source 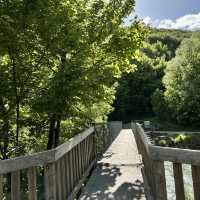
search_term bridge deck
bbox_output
[79,129,146,200]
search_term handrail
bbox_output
[150,145,200,165]
[135,123,200,165]
[0,127,94,174]
[0,121,122,200]
[133,122,200,200]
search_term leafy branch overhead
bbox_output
[0,0,146,156]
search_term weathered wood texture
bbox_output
[133,123,155,198]
[0,125,102,200]
[153,161,167,200]
[0,127,94,174]
[45,132,98,200]
[45,163,57,200]
[28,167,37,200]
[173,163,185,200]
[0,175,3,200]
[192,165,200,200]
[133,122,200,200]
[11,170,20,200]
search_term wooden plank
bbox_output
[136,123,151,153]
[82,139,86,172]
[69,150,74,190]
[77,144,82,179]
[65,153,70,196]
[80,141,84,175]
[0,127,94,174]
[44,163,56,200]
[67,159,96,200]
[173,163,185,200]
[85,137,89,167]
[92,133,97,161]
[28,167,37,200]
[0,175,3,200]
[151,145,200,165]
[61,156,67,199]
[75,146,80,182]
[0,150,56,174]
[11,170,20,200]
[55,127,94,160]
[56,160,63,200]
[89,135,94,162]
[87,136,91,164]
[192,165,200,200]
[154,161,167,200]
[73,147,78,184]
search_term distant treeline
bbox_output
[109,29,200,126]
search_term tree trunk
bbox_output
[54,117,61,148]
[11,55,20,146]
[47,115,56,150]
[0,98,10,160]
[16,98,20,146]
[47,114,61,149]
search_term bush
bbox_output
[163,34,200,125]
[151,89,170,120]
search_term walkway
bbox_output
[79,129,146,200]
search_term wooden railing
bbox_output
[0,122,122,200]
[0,127,96,200]
[133,122,200,200]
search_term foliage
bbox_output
[151,132,200,150]
[0,0,146,158]
[149,29,192,60]
[151,89,169,120]
[109,31,170,121]
[164,34,200,125]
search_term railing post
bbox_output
[11,170,20,200]
[56,160,63,200]
[153,161,167,200]
[28,167,37,200]
[0,175,3,200]
[192,165,200,200]
[45,163,57,200]
[173,163,185,200]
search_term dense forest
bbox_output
[109,29,200,127]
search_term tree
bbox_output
[0,0,48,157]
[109,42,166,121]
[0,0,147,156]
[164,34,200,125]
[31,0,147,149]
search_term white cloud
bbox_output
[143,13,200,31]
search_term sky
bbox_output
[126,0,200,31]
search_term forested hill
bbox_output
[109,28,200,125]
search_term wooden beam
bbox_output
[154,161,167,200]
[0,128,94,174]
[11,170,20,200]
[45,163,56,200]
[192,165,200,200]
[173,163,185,200]
[0,175,3,200]
[151,146,200,165]
[28,167,37,200]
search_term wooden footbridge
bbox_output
[1,121,200,199]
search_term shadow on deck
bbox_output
[79,129,146,200]
[80,164,145,199]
